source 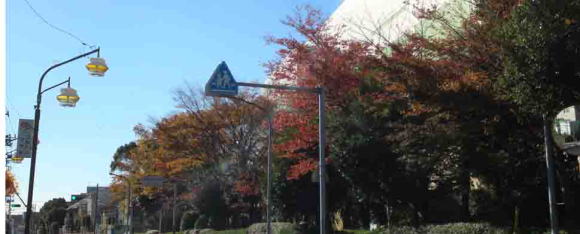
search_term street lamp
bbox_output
[140,175,187,234]
[110,173,132,234]
[24,48,108,234]
[226,96,274,234]
[86,57,109,77]
[56,78,80,107]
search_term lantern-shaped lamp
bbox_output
[56,87,80,107]
[11,157,23,164]
[86,57,108,77]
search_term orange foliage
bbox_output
[6,170,17,196]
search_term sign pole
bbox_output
[318,88,326,234]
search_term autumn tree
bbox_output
[109,86,273,228]
[6,170,18,196]
[265,0,575,228]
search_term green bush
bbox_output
[181,211,198,231]
[198,229,215,234]
[346,224,576,234]
[421,223,508,234]
[50,222,60,234]
[210,229,246,234]
[247,222,298,234]
[195,215,210,230]
[381,226,420,234]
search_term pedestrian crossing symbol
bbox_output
[205,61,238,97]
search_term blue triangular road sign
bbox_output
[205,61,238,97]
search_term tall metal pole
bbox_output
[227,96,274,234]
[158,206,163,232]
[318,88,326,234]
[130,197,134,234]
[266,114,273,234]
[543,115,559,234]
[24,48,101,234]
[95,184,99,234]
[24,108,41,234]
[126,181,132,234]
[172,183,177,234]
[8,198,13,234]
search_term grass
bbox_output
[210,229,247,234]
[342,230,382,234]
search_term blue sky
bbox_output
[6,0,341,212]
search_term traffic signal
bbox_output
[71,194,85,201]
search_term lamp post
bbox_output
[166,178,187,234]
[543,115,559,234]
[234,83,326,234]
[24,48,108,234]
[226,96,274,234]
[143,176,186,234]
[110,173,132,234]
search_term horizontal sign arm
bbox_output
[237,82,320,94]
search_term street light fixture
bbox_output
[56,80,80,107]
[24,48,108,234]
[86,57,109,77]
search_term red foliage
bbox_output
[233,173,260,196]
[267,7,381,179]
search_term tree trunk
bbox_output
[460,170,471,221]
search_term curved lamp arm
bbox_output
[36,48,100,106]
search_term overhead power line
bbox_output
[21,0,92,47]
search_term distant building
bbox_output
[7,214,24,234]
[554,106,580,137]
[65,186,117,233]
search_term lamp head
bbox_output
[86,57,108,77]
[56,87,80,107]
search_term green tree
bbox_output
[498,0,580,114]
[39,198,68,229]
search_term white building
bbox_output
[266,0,470,89]
[326,0,469,43]
[554,106,580,136]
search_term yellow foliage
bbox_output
[332,210,344,231]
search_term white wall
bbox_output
[326,0,449,43]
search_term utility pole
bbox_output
[8,197,13,234]
[94,184,99,234]
[158,207,163,233]
[127,181,132,234]
[172,183,177,234]
[543,115,559,234]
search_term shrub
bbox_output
[145,230,160,234]
[50,222,60,234]
[381,226,420,234]
[421,223,508,234]
[332,210,344,231]
[210,229,246,234]
[181,211,198,231]
[195,215,210,230]
[247,222,298,234]
[198,228,215,233]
